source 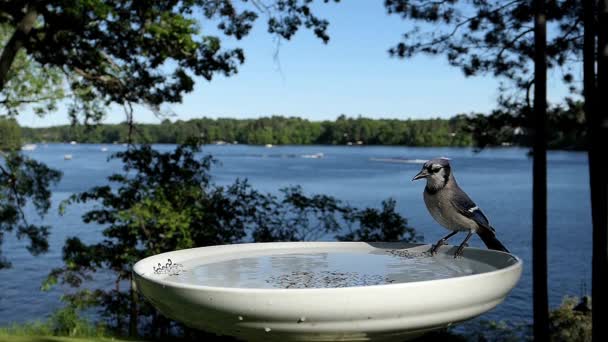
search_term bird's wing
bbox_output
[449,189,494,232]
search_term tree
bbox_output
[19,115,482,147]
[1,111,62,270]
[385,0,582,99]
[0,0,340,269]
[531,1,549,339]
[337,198,419,242]
[45,141,418,337]
[0,21,66,268]
[583,0,608,341]
[382,1,584,339]
[0,151,62,268]
[452,100,587,150]
[0,23,64,117]
[0,1,340,125]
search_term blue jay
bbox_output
[412,158,509,257]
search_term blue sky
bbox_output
[17,1,573,127]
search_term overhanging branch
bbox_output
[0,3,38,90]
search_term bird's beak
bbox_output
[412,169,429,181]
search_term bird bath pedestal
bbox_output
[133,242,521,341]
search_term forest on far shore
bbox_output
[2,100,586,150]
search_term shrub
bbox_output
[549,296,591,342]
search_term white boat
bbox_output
[70,141,77,145]
[265,144,273,148]
[302,152,324,159]
[64,154,72,160]
[101,147,108,152]
[21,144,37,151]
[370,158,427,164]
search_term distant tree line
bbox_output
[20,115,471,146]
[463,100,587,151]
[19,104,586,149]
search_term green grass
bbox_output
[0,336,142,342]
[0,307,140,342]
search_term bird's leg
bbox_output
[454,231,474,258]
[430,231,458,255]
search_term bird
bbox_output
[412,158,509,258]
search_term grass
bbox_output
[0,336,142,342]
[0,307,142,342]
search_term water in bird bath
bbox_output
[169,249,497,289]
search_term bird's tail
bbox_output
[477,226,510,253]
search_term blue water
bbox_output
[0,144,592,327]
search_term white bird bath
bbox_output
[133,242,522,341]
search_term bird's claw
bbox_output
[429,239,446,255]
[454,247,466,258]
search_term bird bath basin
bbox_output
[133,242,521,341]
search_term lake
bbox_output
[0,144,592,328]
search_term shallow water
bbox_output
[172,250,496,289]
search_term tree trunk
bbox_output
[115,279,122,333]
[590,1,608,341]
[0,3,38,90]
[129,274,138,337]
[533,0,549,340]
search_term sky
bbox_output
[16,1,574,128]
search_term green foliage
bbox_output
[463,101,587,150]
[0,116,21,151]
[383,1,588,152]
[421,296,592,342]
[385,0,582,92]
[338,199,421,242]
[0,337,133,342]
[22,115,473,147]
[0,321,53,337]
[546,101,587,150]
[0,24,65,118]
[48,307,106,338]
[20,109,587,150]
[249,185,351,242]
[46,142,417,337]
[548,296,592,342]
[460,111,528,150]
[1,1,338,124]
[0,306,106,339]
[0,152,62,268]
